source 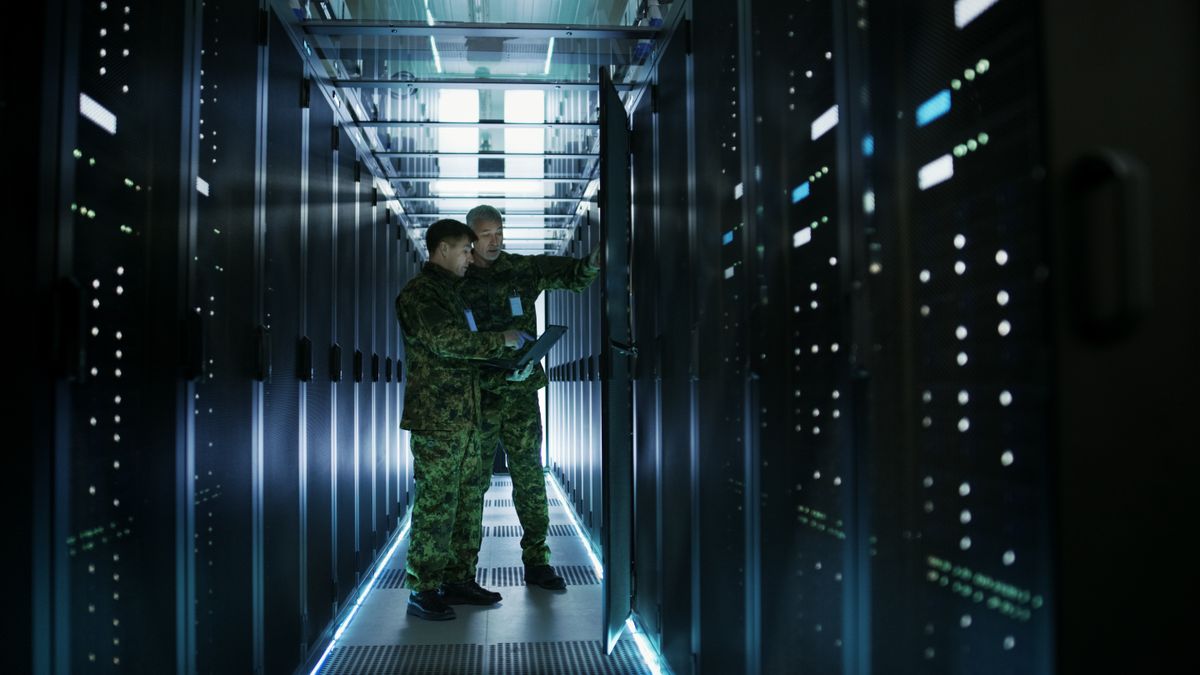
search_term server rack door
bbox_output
[48,1,194,670]
[333,143,358,605]
[261,14,305,673]
[1042,2,1199,671]
[599,66,635,653]
[654,27,698,673]
[629,90,661,644]
[193,0,259,669]
[373,207,389,545]
[691,0,749,671]
[592,218,606,541]
[303,96,336,650]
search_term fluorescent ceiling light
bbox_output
[430,179,547,197]
[430,36,443,73]
[543,37,556,75]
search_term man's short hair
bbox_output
[466,204,504,229]
[425,218,477,254]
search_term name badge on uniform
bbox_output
[464,309,478,332]
[509,295,524,317]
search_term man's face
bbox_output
[471,219,504,264]
[435,236,474,277]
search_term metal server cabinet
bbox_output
[303,77,336,656]
[745,0,862,672]
[689,1,751,672]
[33,0,198,671]
[654,24,699,674]
[333,139,359,607]
[260,12,306,673]
[863,1,1057,672]
[193,0,260,670]
[356,188,377,572]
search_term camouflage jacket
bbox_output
[396,262,511,431]
[460,250,599,392]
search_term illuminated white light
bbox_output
[734,183,743,199]
[93,279,101,289]
[999,390,1013,406]
[828,257,838,266]
[961,614,973,628]
[1004,636,1016,650]
[1003,550,1016,566]
[958,391,969,405]
[959,481,971,496]
[955,0,1001,29]
[307,517,413,675]
[547,475,604,579]
[810,104,839,140]
[92,327,100,336]
[958,418,970,432]
[956,325,968,340]
[960,536,972,550]
[794,227,813,247]
[543,36,555,75]
[996,290,1010,306]
[918,153,954,190]
[922,391,932,403]
[90,367,99,377]
[1001,450,1014,466]
[955,261,966,275]
[954,234,966,249]
[998,320,1012,336]
[923,476,934,487]
[956,352,968,366]
[960,509,972,524]
[810,283,818,291]
[80,92,117,134]
[995,249,1009,265]
[196,176,209,196]
[863,190,875,214]
[919,269,931,283]
[724,266,736,280]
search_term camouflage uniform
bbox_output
[396,262,511,592]
[460,251,599,566]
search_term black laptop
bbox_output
[484,324,568,371]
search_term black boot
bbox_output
[440,579,503,605]
[524,564,567,591]
[407,589,456,620]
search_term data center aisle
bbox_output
[318,475,650,674]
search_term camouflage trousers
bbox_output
[474,388,551,566]
[404,427,483,592]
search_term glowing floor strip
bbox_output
[545,473,603,580]
[625,616,668,675]
[547,473,671,674]
[308,518,411,675]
